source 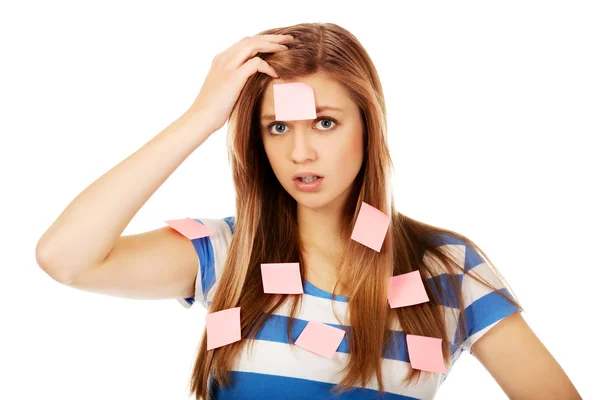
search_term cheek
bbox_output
[264,142,286,177]
[334,135,363,166]
[262,139,275,162]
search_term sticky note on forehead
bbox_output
[273,82,317,121]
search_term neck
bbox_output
[297,196,348,277]
[295,182,358,295]
[297,202,351,295]
[298,205,343,253]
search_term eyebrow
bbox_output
[261,105,344,122]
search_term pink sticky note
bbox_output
[406,334,447,374]
[165,217,213,240]
[388,271,430,308]
[206,307,242,350]
[261,262,303,294]
[350,202,390,252]
[294,320,346,359]
[273,82,317,121]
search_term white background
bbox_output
[1,1,597,399]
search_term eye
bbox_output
[267,117,338,135]
[268,122,289,135]
[316,117,337,131]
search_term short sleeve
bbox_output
[177,216,235,309]
[427,234,522,355]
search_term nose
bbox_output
[290,125,316,163]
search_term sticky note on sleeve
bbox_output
[206,307,242,350]
[273,82,317,121]
[261,262,304,294]
[387,270,430,308]
[294,320,346,359]
[406,334,447,374]
[165,217,213,240]
[350,201,390,252]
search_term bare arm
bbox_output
[471,312,581,399]
[35,111,212,284]
[35,34,292,299]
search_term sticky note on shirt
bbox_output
[294,320,346,359]
[206,307,242,350]
[350,201,390,252]
[261,262,303,294]
[273,82,317,121]
[388,270,430,308]
[406,334,447,374]
[165,217,213,240]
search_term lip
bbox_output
[293,176,324,192]
[292,171,323,180]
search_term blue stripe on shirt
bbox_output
[252,313,410,362]
[183,216,234,305]
[191,218,216,303]
[223,215,235,233]
[454,287,520,346]
[210,371,421,400]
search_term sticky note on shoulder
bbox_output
[406,334,447,374]
[165,217,213,240]
[350,202,390,252]
[273,82,317,121]
[294,320,346,359]
[388,270,430,308]
[206,307,242,350]
[261,262,303,294]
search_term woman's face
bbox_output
[259,73,364,211]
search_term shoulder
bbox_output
[421,232,494,278]
[189,215,235,248]
[193,215,235,236]
[177,215,235,308]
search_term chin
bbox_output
[297,200,330,212]
[293,192,342,212]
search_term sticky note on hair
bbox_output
[206,307,242,350]
[261,262,303,294]
[388,271,430,308]
[273,82,317,121]
[406,334,447,374]
[350,202,390,252]
[294,320,346,359]
[165,217,213,240]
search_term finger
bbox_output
[218,34,292,67]
[237,57,279,81]
[227,39,288,70]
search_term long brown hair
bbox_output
[187,22,523,399]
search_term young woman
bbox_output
[36,23,580,400]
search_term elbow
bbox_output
[35,243,74,284]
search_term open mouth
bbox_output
[295,176,322,183]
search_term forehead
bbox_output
[260,74,353,116]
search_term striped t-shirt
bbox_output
[177,216,520,400]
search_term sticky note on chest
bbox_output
[206,307,242,350]
[387,270,430,308]
[165,217,213,240]
[261,262,303,294]
[350,201,390,252]
[273,82,317,121]
[406,334,447,374]
[294,320,346,359]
